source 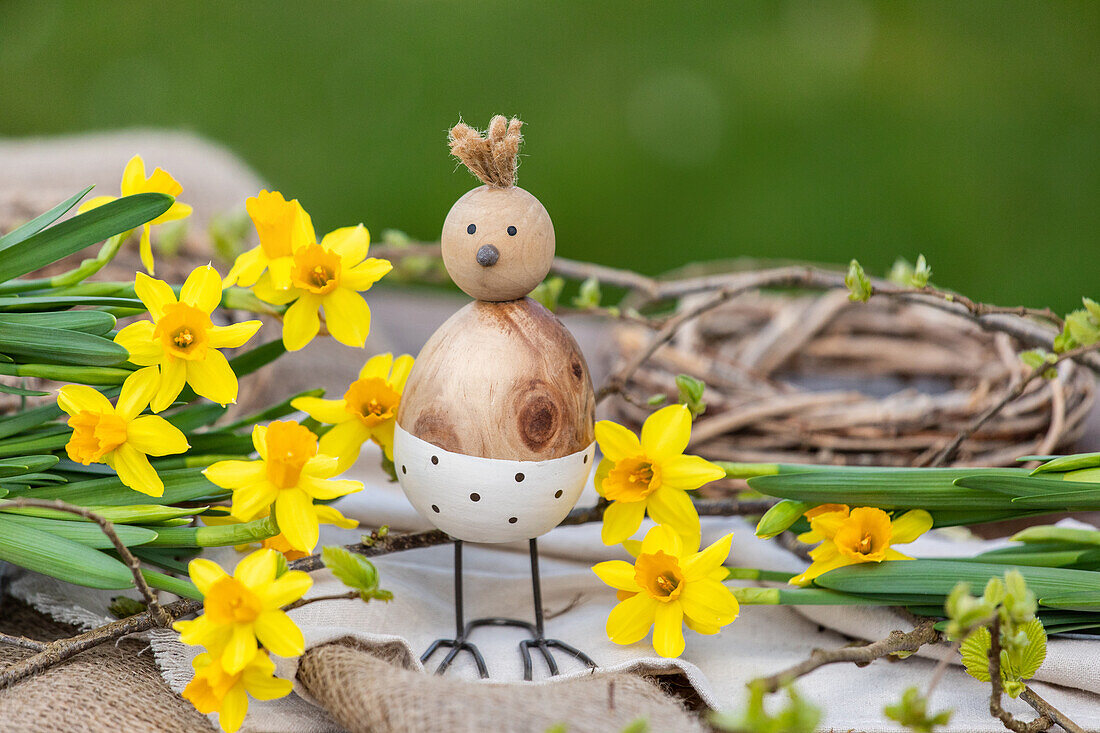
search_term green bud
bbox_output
[572,276,602,309]
[530,276,565,312]
[730,587,781,605]
[911,254,932,288]
[675,374,707,419]
[845,259,872,302]
[755,500,812,539]
[646,393,668,407]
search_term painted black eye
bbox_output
[467,224,476,235]
[507,225,517,236]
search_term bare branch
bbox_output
[0,632,46,651]
[753,618,941,694]
[5,498,170,627]
[1020,686,1086,733]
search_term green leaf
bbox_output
[0,382,49,397]
[1010,525,1100,546]
[0,193,172,284]
[140,567,201,599]
[0,514,157,549]
[228,338,287,378]
[0,322,128,366]
[0,186,93,251]
[1031,452,1100,475]
[1016,618,1047,679]
[0,403,63,440]
[0,455,59,477]
[571,276,601,309]
[0,514,135,589]
[0,295,143,311]
[15,467,225,506]
[530,276,565,311]
[0,310,116,335]
[323,545,391,601]
[959,626,992,682]
[0,501,205,524]
[0,363,133,386]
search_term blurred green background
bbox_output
[1,1,1096,312]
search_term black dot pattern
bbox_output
[583,454,589,464]
[515,472,525,482]
[467,223,476,234]
[554,490,563,499]
[507,225,517,236]
[508,517,518,524]
[401,465,407,474]
[431,455,439,465]
[431,504,440,513]
[469,492,480,502]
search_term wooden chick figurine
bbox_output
[392,116,597,679]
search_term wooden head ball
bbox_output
[441,186,554,302]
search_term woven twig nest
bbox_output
[607,290,1094,468]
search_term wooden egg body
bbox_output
[394,297,595,543]
[441,186,555,302]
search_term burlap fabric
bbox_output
[0,598,212,733]
[296,637,706,733]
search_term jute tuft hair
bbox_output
[448,115,523,188]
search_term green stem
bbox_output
[0,232,130,295]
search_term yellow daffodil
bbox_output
[594,405,725,546]
[790,506,934,586]
[57,369,188,496]
[224,191,315,290]
[592,524,739,658]
[203,421,363,553]
[78,154,192,274]
[115,265,262,412]
[183,650,292,733]
[203,504,359,561]
[174,549,312,674]
[251,224,392,351]
[291,352,414,470]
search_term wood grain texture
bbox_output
[441,185,554,301]
[397,297,595,461]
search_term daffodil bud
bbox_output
[755,500,812,539]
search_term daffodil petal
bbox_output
[224,246,266,288]
[254,609,305,658]
[134,272,176,319]
[114,321,162,365]
[292,396,352,425]
[320,224,369,264]
[884,548,915,562]
[181,264,223,313]
[372,420,396,461]
[258,569,313,609]
[652,602,686,658]
[640,524,684,557]
[127,415,189,456]
[121,155,146,194]
[207,320,262,349]
[235,548,278,589]
[57,384,112,416]
[314,504,359,529]
[116,366,160,419]
[601,500,646,545]
[187,558,228,595]
[808,511,849,542]
[275,489,318,552]
[204,460,266,489]
[136,225,155,275]
[317,420,370,469]
[251,271,299,305]
[186,349,238,406]
[230,481,279,521]
[592,560,642,592]
[321,288,371,348]
[112,444,163,497]
[218,685,249,733]
[659,454,725,491]
[242,666,293,701]
[302,453,340,479]
[283,295,321,351]
[341,258,392,290]
[679,579,740,627]
[682,533,733,581]
[300,474,362,501]
[267,256,294,291]
[358,353,393,380]
[152,358,186,413]
[390,354,414,392]
[640,405,692,462]
[77,195,118,214]
[606,592,658,645]
[684,615,721,636]
[890,509,934,545]
[790,543,856,586]
[646,486,701,542]
[594,421,643,462]
[252,424,267,458]
[223,623,258,675]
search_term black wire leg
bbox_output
[421,540,489,678]
[517,538,598,681]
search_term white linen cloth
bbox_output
[11,445,1100,731]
